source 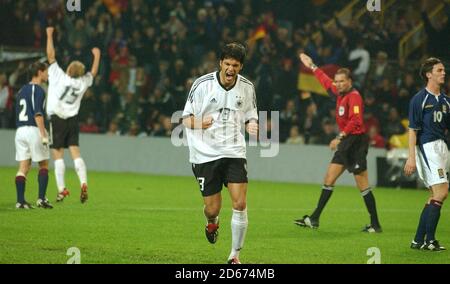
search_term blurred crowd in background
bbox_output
[1,0,449,149]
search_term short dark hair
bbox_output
[335,68,352,80]
[29,61,47,78]
[220,42,246,64]
[420,57,442,82]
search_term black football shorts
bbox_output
[191,158,248,197]
[331,134,369,174]
[50,114,80,149]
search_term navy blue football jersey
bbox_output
[16,83,46,128]
[408,88,450,145]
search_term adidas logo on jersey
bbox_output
[210,98,217,104]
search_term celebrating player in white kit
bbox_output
[404,57,448,251]
[183,43,258,264]
[14,61,52,209]
[46,27,101,203]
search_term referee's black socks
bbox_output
[310,185,334,220]
[361,187,381,228]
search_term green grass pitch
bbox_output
[0,166,448,264]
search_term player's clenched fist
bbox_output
[91,47,101,58]
[46,27,54,35]
[202,116,214,129]
[246,121,258,136]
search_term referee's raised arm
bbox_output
[299,53,338,95]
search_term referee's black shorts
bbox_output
[192,158,248,197]
[50,115,80,149]
[331,134,369,174]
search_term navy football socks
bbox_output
[15,175,26,204]
[38,168,49,200]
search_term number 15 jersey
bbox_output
[46,61,93,119]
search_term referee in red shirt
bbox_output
[294,53,382,233]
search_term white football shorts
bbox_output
[415,139,449,188]
[15,126,49,162]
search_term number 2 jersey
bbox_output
[46,61,93,119]
[183,72,258,164]
[408,88,450,145]
[15,83,46,128]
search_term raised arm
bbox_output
[46,27,56,64]
[299,53,338,95]
[90,48,101,77]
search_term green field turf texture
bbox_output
[0,167,448,264]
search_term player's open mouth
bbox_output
[225,73,234,80]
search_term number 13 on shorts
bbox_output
[197,177,205,191]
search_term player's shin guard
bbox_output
[54,159,66,193]
[425,200,443,242]
[414,204,430,243]
[229,208,248,260]
[361,187,381,227]
[38,169,49,200]
[74,158,87,186]
[15,173,26,204]
[310,185,334,220]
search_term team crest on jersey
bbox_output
[443,105,447,113]
[235,95,243,109]
[438,169,445,179]
[338,106,345,116]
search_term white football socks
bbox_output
[54,159,66,193]
[229,208,248,260]
[74,158,87,186]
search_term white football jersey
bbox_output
[183,72,258,164]
[47,61,93,119]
